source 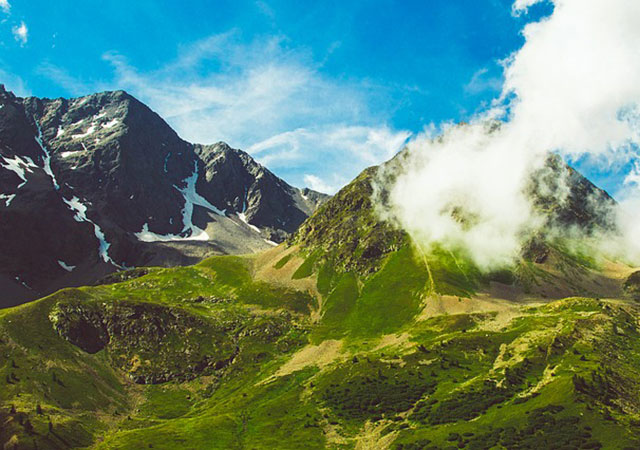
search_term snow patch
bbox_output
[101,118,119,129]
[135,223,210,242]
[164,152,171,173]
[176,161,226,225]
[238,212,261,233]
[60,151,83,159]
[237,186,261,233]
[264,239,278,246]
[0,154,37,188]
[56,126,65,138]
[63,196,122,268]
[57,260,76,272]
[15,276,31,290]
[134,162,225,242]
[71,124,96,139]
[0,193,15,207]
[34,119,60,190]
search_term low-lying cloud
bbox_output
[382,0,640,269]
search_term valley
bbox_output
[2,241,640,449]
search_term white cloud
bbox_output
[464,67,502,95]
[37,63,93,96]
[12,21,27,45]
[42,32,407,191]
[0,0,10,14]
[249,124,410,192]
[384,0,640,269]
[0,67,29,96]
[512,0,544,15]
[303,174,338,195]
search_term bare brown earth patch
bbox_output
[259,339,344,385]
[251,244,323,319]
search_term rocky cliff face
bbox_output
[0,85,328,307]
[49,300,241,384]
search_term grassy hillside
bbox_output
[1,161,638,449]
[1,245,640,449]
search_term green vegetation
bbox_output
[273,253,293,269]
[292,250,321,279]
[1,157,639,448]
[291,167,407,276]
[1,249,640,449]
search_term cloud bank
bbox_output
[383,0,640,269]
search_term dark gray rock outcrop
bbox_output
[0,85,328,307]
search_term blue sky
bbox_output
[0,0,585,194]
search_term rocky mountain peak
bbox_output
[0,87,329,307]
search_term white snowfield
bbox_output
[237,186,262,233]
[0,121,62,205]
[238,212,261,233]
[0,154,37,188]
[63,196,122,268]
[34,120,60,190]
[101,118,119,129]
[0,193,15,207]
[60,151,84,159]
[135,162,227,242]
[57,260,76,272]
[71,124,96,139]
[135,223,209,242]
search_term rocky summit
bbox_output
[0,86,327,307]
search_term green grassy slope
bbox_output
[1,161,639,449]
[1,248,640,449]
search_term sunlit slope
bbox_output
[2,161,640,449]
[0,244,639,448]
[291,159,625,301]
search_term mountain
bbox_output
[0,85,327,307]
[292,150,619,299]
[2,139,640,449]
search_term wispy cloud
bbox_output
[303,174,340,195]
[37,63,94,96]
[0,0,10,14]
[41,32,409,191]
[464,67,502,95]
[0,67,29,96]
[249,124,410,193]
[12,21,27,45]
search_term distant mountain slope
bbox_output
[0,85,327,307]
[291,149,617,300]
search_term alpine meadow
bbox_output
[3,1,640,449]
